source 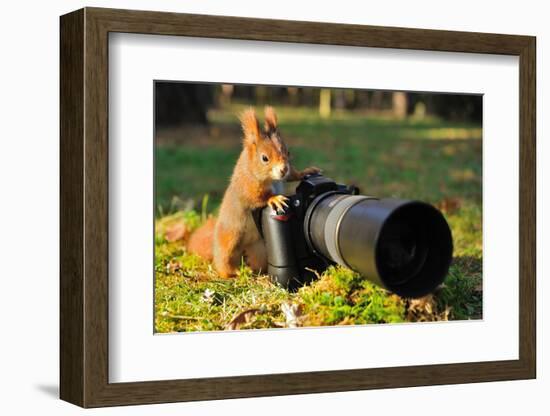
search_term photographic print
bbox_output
[154,82,482,333]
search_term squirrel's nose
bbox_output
[279,166,288,177]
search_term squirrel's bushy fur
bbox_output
[187,107,319,278]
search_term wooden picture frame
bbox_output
[60,7,536,408]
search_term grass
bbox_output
[154,104,482,332]
[155,105,481,212]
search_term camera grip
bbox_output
[261,207,300,289]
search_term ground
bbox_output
[154,105,482,332]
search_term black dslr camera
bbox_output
[258,174,453,298]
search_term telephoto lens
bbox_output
[304,194,453,298]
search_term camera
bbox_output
[258,174,453,298]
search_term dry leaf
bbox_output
[281,303,302,328]
[406,295,448,322]
[165,260,181,273]
[165,222,188,242]
[201,288,215,304]
[436,197,462,214]
[226,309,260,330]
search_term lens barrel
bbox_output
[304,193,453,298]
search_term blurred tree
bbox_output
[255,86,269,105]
[392,92,408,119]
[219,84,234,106]
[407,93,482,123]
[319,89,331,118]
[154,82,482,127]
[356,90,369,108]
[287,87,299,106]
[333,89,346,110]
[155,82,213,128]
[371,90,384,109]
[302,88,317,107]
[412,101,427,119]
[344,89,356,109]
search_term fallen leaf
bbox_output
[281,303,302,328]
[436,197,462,214]
[406,295,449,322]
[201,288,215,304]
[165,222,188,242]
[165,260,181,273]
[226,309,260,330]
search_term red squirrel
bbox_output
[187,107,320,278]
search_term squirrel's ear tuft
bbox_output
[240,108,260,146]
[264,106,278,133]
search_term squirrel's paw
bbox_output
[267,194,289,212]
[300,166,322,178]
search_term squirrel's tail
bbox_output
[187,217,216,261]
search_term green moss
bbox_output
[154,207,482,332]
[298,266,406,326]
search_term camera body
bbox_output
[259,174,356,290]
[259,174,453,298]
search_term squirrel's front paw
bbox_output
[300,166,322,178]
[267,194,289,212]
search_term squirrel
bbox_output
[187,106,320,278]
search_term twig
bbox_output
[161,311,203,320]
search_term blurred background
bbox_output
[154,82,482,219]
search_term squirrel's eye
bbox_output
[261,154,269,163]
